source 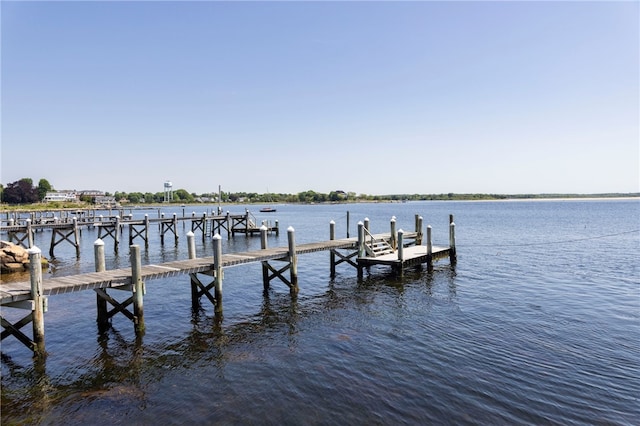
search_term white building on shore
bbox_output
[43,191,78,202]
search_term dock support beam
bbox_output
[426,225,433,270]
[357,221,365,278]
[49,217,80,257]
[213,234,223,314]
[261,226,269,292]
[188,231,220,312]
[131,245,145,335]
[187,231,200,310]
[29,247,46,357]
[329,221,336,277]
[288,226,299,295]
[94,239,109,332]
[261,227,298,295]
[449,214,457,264]
[395,229,404,275]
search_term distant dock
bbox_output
[1,213,455,356]
[0,208,279,256]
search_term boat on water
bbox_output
[259,207,277,213]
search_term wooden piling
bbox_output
[144,215,150,247]
[187,231,196,259]
[28,246,46,357]
[114,216,121,252]
[261,226,269,291]
[287,226,298,295]
[27,219,34,248]
[346,211,350,238]
[213,234,223,314]
[449,220,457,264]
[426,225,433,270]
[390,217,397,250]
[329,220,336,277]
[173,213,179,244]
[357,221,365,278]
[130,245,145,334]
[94,239,109,331]
[186,231,200,310]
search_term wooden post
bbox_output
[397,229,404,261]
[275,219,279,236]
[329,220,336,277]
[449,220,457,264]
[187,231,196,259]
[202,212,207,240]
[130,245,145,334]
[94,238,106,277]
[187,231,200,310]
[346,211,350,238]
[173,213,178,244]
[114,216,121,252]
[416,215,423,245]
[213,234,223,314]
[390,217,397,250]
[144,214,150,247]
[94,239,109,332]
[357,221,365,258]
[72,216,80,256]
[49,222,56,257]
[287,226,298,295]
[426,225,433,270]
[357,221,364,278]
[26,219,34,248]
[260,225,269,291]
[28,246,46,357]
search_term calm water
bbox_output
[1,200,639,425]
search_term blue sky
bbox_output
[1,1,638,196]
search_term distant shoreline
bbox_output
[1,193,638,213]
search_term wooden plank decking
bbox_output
[0,237,361,305]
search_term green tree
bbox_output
[173,189,195,203]
[2,178,38,204]
[37,178,53,201]
[128,192,144,203]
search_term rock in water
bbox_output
[0,241,49,274]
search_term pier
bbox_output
[1,213,455,356]
[1,208,279,255]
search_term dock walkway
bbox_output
[0,237,363,304]
[1,214,456,357]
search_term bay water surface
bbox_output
[1,199,639,425]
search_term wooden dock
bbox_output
[1,214,456,356]
[1,209,278,255]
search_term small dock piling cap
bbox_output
[27,246,42,255]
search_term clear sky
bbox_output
[1,1,638,196]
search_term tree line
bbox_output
[1,177,637,206]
